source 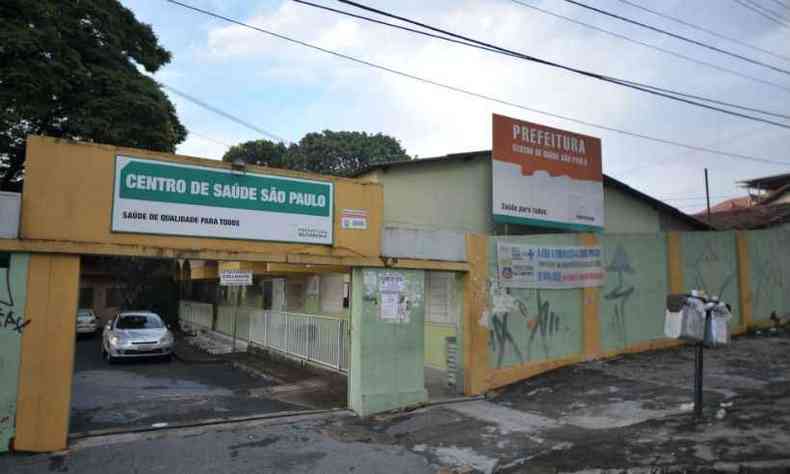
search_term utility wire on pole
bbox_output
[329,0,790,127]
[164,0,790,167]
[611,0,790,63]
[162,83,291,144]
[301,1,790,115]
[506,0,790,94]
[740,0,790,22]
[733,0,790,27]
[557,0,790,74]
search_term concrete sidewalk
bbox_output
[3,330,789,473]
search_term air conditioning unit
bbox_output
[0,192,21,239]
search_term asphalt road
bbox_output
[70,334,297,433]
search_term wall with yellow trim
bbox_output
[14,254,80,452]
[462,225,790,395]
[22,137,382,259]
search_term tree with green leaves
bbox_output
[0,0,186,191]
[222,139,289,168]
[223,131,411,176]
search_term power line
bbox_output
[741,0,790,21]
[161,83,290,143]
[611,0,790,63]
[327,0,790,127]
[659,194,743,201]
[507,0,790,94]
[765,0,790,10]
[163,0,790,167]
[734,0,790,27]
[187,131,234,148]
[300,0,790,116]
[559,0,790,75]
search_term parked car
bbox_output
[76,309,98,336]
[101,311,174,363]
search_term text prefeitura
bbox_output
[125,175,327,208]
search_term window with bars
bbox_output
[426,272,454,325]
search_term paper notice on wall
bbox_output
[380,292,401,321]
[379,273,405,292]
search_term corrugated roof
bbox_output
[739,172,790,191]
[703,202,790,230]
[355,151,710,230]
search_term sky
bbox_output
[121,0,790,214]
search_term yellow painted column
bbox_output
[463,233,489,395]
[15,254,80,452]
[736,231,753,330]
[666,232,684,294]
[579,233,601,360]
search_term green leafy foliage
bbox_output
[223,131,411,176]
[0,0,187,191]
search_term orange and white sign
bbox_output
[492,114,604,230]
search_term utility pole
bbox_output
[705,168,712,226]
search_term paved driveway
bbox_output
[70,335,298,433]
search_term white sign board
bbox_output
[220,270,253,286]
[112,155,334,244]
[497,242,605,289]
[492,114,604,231]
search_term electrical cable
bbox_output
[318,0,790,117]
[611,0,790,63]
[300,0,790,114]
[161,83,290,144]
[734,0,790,27]
[765,0,790,10]
[187,131,234,148]
[740,0,790,21]
[330,0,790,127]
[507,0,790,94]
[557,0,790,75]
[163,0,790,167]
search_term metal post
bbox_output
[705,168,712,225]
[694,305,713,418]
[694,341,703,417]
[232,288,240,353]
[336,320,343,370]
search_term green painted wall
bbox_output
[0,253,30,452]
[747,225,790,322]
[681,231,741,329]
[488,235,584,369]
[368,158,696,235]
[598,234,668,352]
[369,158,494,233]
[603,186,660,234]
[350,268,427,416]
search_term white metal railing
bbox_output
[178,301,213,330]
[249,310,349,373]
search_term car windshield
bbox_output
[77,310,93,319]
[116,315,163,329]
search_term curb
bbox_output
[553,459,790,474]
[69,407,350,441]
[172,349,228,365]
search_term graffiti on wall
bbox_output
[603,244,635,347]
[488,280,565,368]
[691,240,735,299]
[751,230,787,319]
[1,265,29,335]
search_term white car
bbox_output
[76,309,98,335]
[102,311,174,363]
